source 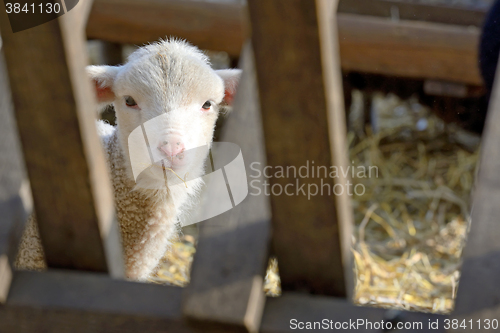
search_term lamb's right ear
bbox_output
[86,65,121,104]
[216,69,242,107]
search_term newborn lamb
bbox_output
[15,39,241,280]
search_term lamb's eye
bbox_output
[202,101,211,110]
[125,96,137,107]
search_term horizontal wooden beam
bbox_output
[338,0,487,27]
[85,0,483,85]
[0,270,194,333]
[0,271,447,333]
[260,293,448,332]
[338,13,482,86]
[86,0,248,57]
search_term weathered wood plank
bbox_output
[316,0,355,298]
[0,270,447,333]
[260,292,448,333]
[1,270,190,333]
[248,0,351,296]
[338,0,487,27]
[183,44,271,333]
[260,293,383,333]
[338,13,482,86]
[0,50,32,303]
[264,294,449,333]
[68,0,94,33]
[0,270,254,333]
[86,0,248,57]
[452,57,500,320]
[85,0,484,85]
[0,8,124,275]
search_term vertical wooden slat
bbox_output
[0,4,124,276]
[71,0,94,32]
[248,0,352,296]
[0,50,32,303]
[316,0,354,298]
[451,53,500,320]
[183,45,271,333]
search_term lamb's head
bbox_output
[87,40,241,190]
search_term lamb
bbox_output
[15,39,241,280]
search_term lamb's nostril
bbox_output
[158,138,185,158]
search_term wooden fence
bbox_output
[0,0,499,332]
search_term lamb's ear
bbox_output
[216,69,242,107]
[86,65,121,105]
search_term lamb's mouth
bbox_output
[149,161,189,188]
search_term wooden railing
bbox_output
[0,1,499,332]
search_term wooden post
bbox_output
[0,2,124,276]
[183,44,271,333]
[451,53,500,320]
[247,0,353,297]
[0,51,32,303]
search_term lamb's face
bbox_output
[87,40,241,190]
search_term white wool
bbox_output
[15,39,241,280]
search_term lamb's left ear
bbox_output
[86,65,121,106]
[216,69,242,107]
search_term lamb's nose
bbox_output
[158,139,185,157]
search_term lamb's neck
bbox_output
[106,131,173,206]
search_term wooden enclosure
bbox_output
[86,0,487,86]
[0,0,499,332]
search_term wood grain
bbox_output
[86,0,248,57]
[452,54,500,319]
[0,270,252,333]
[316,0,355,298]
[85,0,484,85]
[338,13,482,86]
[0,8,124,275]
[0,270,448,332]
[248,0,350,296]
[183,44,271,333]
[338,0,487,27]
[261,292,447,332]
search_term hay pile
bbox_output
[349,92,479,313]
[149,234,282,296]
[148,235,196,287]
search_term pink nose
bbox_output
[158,138,185,157]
